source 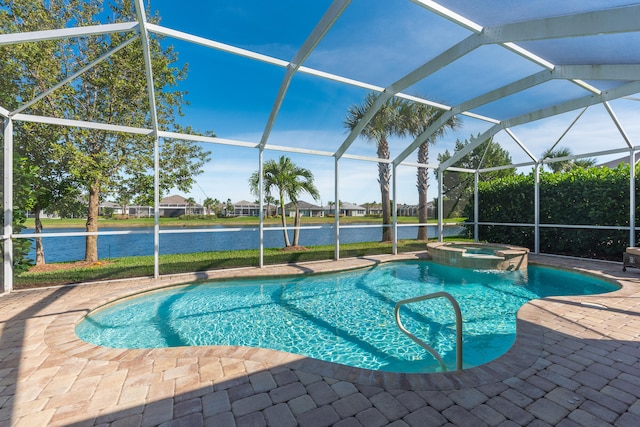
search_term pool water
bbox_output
[76,261,617,373]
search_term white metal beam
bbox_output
[341,153,393,164]
[554,64,640,81]
[603,101,634,148]
[503,81,640,130]
[159,131,257,148]
[483,5,640,43]
[542,107,589,158]
[439,126,502,171]
[150,23,457,111]
[147,23,288,68]
[441,80,640,170]
[504,128,537,163]
[335,33,484,159]
[259,0,350,149]
[263,144,335,157]
[333,90,394,159]
[0,22,138,46]
[134,0,161,279]
[2,119,13,293]
[394,59,630,169]
[393,69,553,165]
[12,113,153,135]
[409,0,483,33]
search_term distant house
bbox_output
[127,205,153,218]
[397,204,418,217]
[324,202,365,217]
[232,200,262,217]
[159,195,203,217]
[361,203,382,216]
[98,201,123,216]
[284,201,325,217]
[99,196,195,218]
[397,202,435,218]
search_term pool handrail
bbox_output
[394,291,463,371]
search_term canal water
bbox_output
[24,224,465,263]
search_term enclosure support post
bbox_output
[334,157,340,260]
[152,140,160,279]
[474,170,479,242]
[437,169,444,242]
[258,149,264,268]
[2,118,13,293]
[630,150,636,247]
[134,0,161,278]
[534,163,541,254]
[392,164,398,255]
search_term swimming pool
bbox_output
[76,261,617,373]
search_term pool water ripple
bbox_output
[76,261,617,373]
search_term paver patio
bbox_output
[0,253,638,426]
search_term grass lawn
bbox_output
[15,216,469,289]
[15,239,475,289]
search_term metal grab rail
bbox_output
[394,291,463,371]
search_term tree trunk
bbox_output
[279,196,291,247]
[378,138,392,242]
[416,142,429,240]
[293,208,301,246]
[34,206,45,265]
[85,183,100,262]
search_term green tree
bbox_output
[437,135,514,218]
[0,153,37,272]
[541,147,596,172]
[0,1,81,265]
[203,197,215,216]
[1,1,211,263]
[345,93,404,242]
[23,125,78,264]
[50,195,87,219]
[249,156,319,247]
[114,182,135,218]
[400,100,461,239]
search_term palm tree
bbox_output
[345,93,404,242]
[400,100,461,240]
[541,147,596,172]
[264,195,277,217]
[225,198,234,217]
[185,197,196,215]
[249,156,319,247]
[327,200,343,216]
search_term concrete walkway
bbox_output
[0,253,639,426]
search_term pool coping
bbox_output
[36,251,636,392]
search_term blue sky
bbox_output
[145,0,640,207]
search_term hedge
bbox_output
[464,165,636,261]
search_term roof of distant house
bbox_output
[597,152,640,169]
[285,200,323,209]
[160,195,202,207]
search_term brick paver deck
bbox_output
[0,253,638,426]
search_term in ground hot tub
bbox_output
[427,242,529,270]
